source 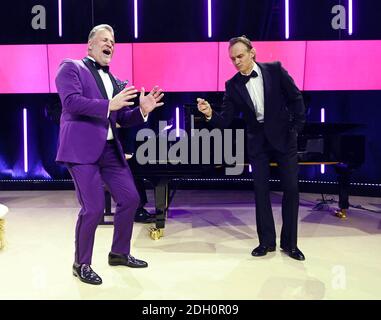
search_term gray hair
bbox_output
[88,24,114,41]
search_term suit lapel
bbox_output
[82,57,109,99]
[82,58,119,128]
[232,74,257,113]
[256,62,269,112]
[108,73,120,97]
[107,73,123,131]
[233,62,270,117]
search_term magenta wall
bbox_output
[0,45,49,93]
[47,44,88,93]
[218,41,306,90]
[1,40,380,93]
[47,44,133,92]
[133,42,219,92]
[304,41,381,91]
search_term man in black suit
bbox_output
[197,36,306,261]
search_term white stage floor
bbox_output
[0,189,380,300]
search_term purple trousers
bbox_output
[67,141,140,265]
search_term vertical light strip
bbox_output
[134,0,138,39]
[320,108,325,123]
[249,164,252,173]
[320,107,325,174]
[191,114,195,137]
[58,0,62,37]
[285,0,289,39]
[23,108,28,173]
[176,107,180,138]
[348,0,353,35]
[208,0,212,38]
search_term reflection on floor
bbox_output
[0,190,380,300]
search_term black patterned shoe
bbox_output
[72,263,102,285]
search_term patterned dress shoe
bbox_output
[251,245,276,257]
[72,263,102,285]
[280,246,306,261]
[108,252,148,268]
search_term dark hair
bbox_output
[228,35,253,51]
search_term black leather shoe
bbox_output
[134,207,156,223]
[281,246,305,261]
[251,245,276,257]
[72,263,102,285]
[108,252,148,268]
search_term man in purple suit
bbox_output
[55,24,164,285]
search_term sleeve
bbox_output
[208,81,236,129]
[55,60,109,119]
[278,61,306,133]
[116,107,145,128]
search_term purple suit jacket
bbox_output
[55,58,144,165]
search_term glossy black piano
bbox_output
[103,104,365,237]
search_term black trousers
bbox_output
[250,129,300,249]
[133,176,148,209]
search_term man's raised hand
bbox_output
[197,98,212,118]
[139,86,164,116]
[109,86,138,111]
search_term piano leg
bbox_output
[335,209,347,219]
[149,177,169,240]
[101,189,114,225]
[335,164,351,219]
[102,181,167,238]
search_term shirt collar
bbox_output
[240,62,260,76]
[86,56,110,73]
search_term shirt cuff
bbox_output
[205,115,212,121]
[140,108,149,122]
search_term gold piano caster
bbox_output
[149,227,164,240]
[334,209,347,219]
[0,219,5,250]
[0,204,8,250]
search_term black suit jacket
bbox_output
[209,61,305,158]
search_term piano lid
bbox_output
[301,122,364,135]
[296,122,364,135]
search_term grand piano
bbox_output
[103,104,365,239]
[284,122,365,218]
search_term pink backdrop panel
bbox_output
[218,41,306,91]
[304,40,381,90]
[0,45,49,93]
[48,44,88,93]
[133,42,219,92]
[48,43,133,92]
[108,43,133,84]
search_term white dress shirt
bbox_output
[242,62,265,122]
[86,56,147,141]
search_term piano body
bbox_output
[103,105,365,239]
[287,122,365,218]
